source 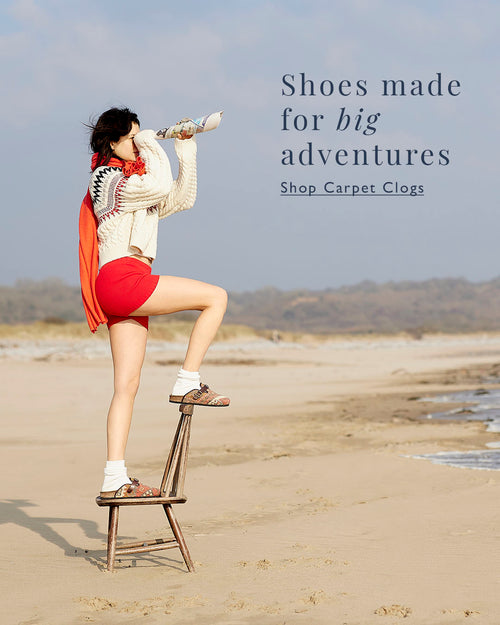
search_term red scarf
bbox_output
[78,155,146,332]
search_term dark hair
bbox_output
[87,107,140,166]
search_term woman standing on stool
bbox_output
[79,107,229,500]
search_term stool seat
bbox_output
[97,403,195,572]
[96,495,187,506]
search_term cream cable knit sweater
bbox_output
[89,129,197,267]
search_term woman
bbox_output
[79,107,229,499]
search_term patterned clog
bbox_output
[99,477,161,499]
[169,383,230,407]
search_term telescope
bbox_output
[156,111,223,139]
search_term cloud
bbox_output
[8,0,47,25]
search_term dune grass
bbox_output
[0,319,344,344]
[0,320,267,342]
[2,319,486,344]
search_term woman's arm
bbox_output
[89,129,173,214]
[117,129,173,207]
[157,136,197,219]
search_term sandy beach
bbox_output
[2,332,500,625]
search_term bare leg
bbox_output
[107,319,148,460]
[131,276,227,372]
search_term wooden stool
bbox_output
[96,404,195,572]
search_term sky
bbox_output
[1,0,498,291]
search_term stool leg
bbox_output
[163,504,195,572]
[107,505,119,572]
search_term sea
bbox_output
[413,387,500,470]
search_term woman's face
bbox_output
[110,122,140,161]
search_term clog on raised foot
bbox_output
[169,383,230,407]
[99,477,161,499]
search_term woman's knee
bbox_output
[211,286,228,312]
[114,373,141,398]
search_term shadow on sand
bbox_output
[0,498,185,571]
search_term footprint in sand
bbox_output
[441,608,480,617]
[294,590,328,613]
[237,559,271,569]
[77,597,117,612]
[375,604,412,618]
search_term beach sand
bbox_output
[1,333,500,624]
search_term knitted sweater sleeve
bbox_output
[89,129,171,214]
[157,136,197,219]
[115,129,172,209]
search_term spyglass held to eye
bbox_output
[156,111,223,140]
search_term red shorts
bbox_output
[95,257,160,330]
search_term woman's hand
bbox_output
[177,118,194,140]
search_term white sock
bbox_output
[101,459,132,492]
[171,368,201,396]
